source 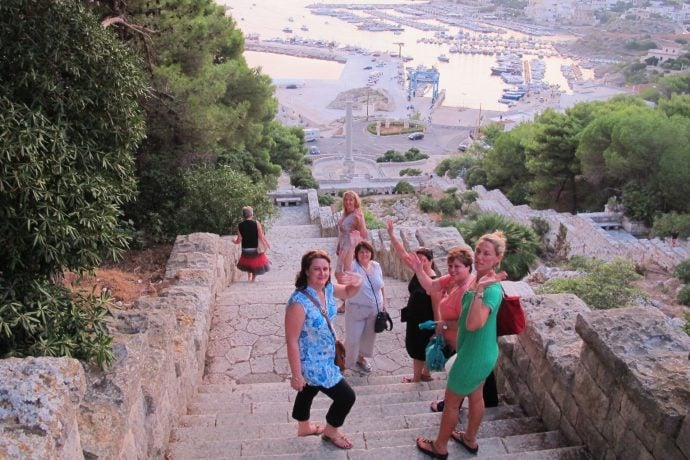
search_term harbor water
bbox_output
[223,0,590,111]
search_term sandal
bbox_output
[416,437,448,460]
[322,433,353,449]
[403,375,434,383]
[430,400,445,412]
[451,431,479,454]
[420,374,434,382]
[297,423,324,437]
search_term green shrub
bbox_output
[419,196,440,213]
[678,285,690,307]
[376,150,406,163]
[399,168,422,176]
[318,194,335,206]
[674,260,690,283]
[364,210,384,229]
[652,212,690,239]
[683,311,690,336]
[0,276,115,367]
[393,181,416,194]
[539,259,642,309]
[176,165,274,235]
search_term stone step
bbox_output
[196,373,448,395]
[167,425,567,459]
[267,224,322,239]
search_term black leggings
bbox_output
[292,378,356,428]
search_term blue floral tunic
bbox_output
[287,284,343,388]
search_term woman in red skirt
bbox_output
[233,206,271,281]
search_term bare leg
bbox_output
[297,420,324,437]
[322,423,353,449]
[432,388,464,453]
[460,384,484,449]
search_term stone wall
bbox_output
[0,233,238,459]
[472,185,689,271]
[496,295,690,460]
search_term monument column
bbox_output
[344,101,354,175]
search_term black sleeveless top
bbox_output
[238,219,259,249]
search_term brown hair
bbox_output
[415,247,436,271]
[295,250,331,289]
[447,245,474,270]
[354,240,375,262]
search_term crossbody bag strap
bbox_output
[357,262,381,312]
[300,289,337,339]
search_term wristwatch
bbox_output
[476,290,484,300]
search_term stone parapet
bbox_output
[496,296,690,460]
[0,233,238,459]
[0,358,86,460]
[473,185,687,270]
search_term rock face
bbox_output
[0,358,86,460]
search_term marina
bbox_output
[225,0,594,111]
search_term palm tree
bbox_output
[458,213,540,280]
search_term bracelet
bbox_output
[475,290,484,299]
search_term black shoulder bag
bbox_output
[359,263,393,333]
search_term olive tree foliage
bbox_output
[0,0,147,365]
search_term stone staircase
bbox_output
[166,205,590,459]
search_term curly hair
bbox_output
[447,245,474,269]
[295,250,332,289]
[341,190,362,214]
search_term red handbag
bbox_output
[497,288,526,336]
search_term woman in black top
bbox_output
[233,206,271,281]
[386,220,441,383]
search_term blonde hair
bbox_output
[341,190,362,214]
[476,231,507,259]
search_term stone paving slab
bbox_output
[170,206,587,460]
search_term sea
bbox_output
[220,0,591,111]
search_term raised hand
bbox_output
[403,252,423,272]
[340,270,363,288]
[386,218,394,235]
[476,270,508,291]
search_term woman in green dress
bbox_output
[410,231,508,459]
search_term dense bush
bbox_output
[0,0,147,366]
[318,194,335,206]
[539,258,642,309]
[418,196,441,213]
[652,212,690,238]
[677,285,690,307]
[393,181,416,194]
[399,168,423,176]
[364,210,384,229]
[176,165,274,236]
[673,259,690,283]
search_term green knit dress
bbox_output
[447,282,502,396]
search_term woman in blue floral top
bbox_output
[285,249,362,449]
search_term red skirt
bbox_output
[237,248,270,275]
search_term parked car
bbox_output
[458,142,469,152]
[408,132,424,140]
[309,145,321,155]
